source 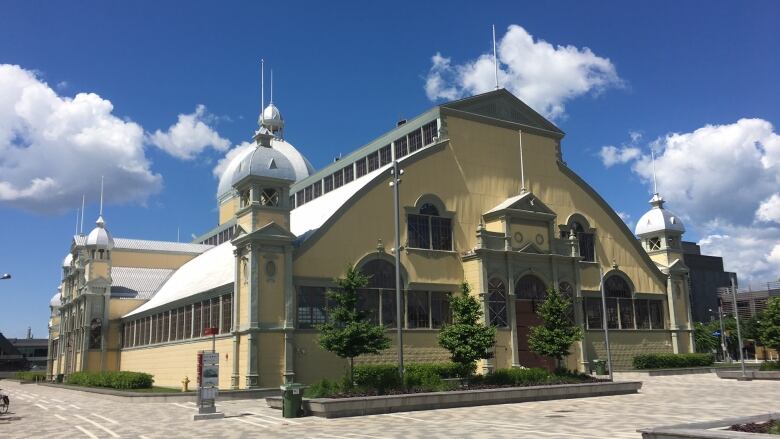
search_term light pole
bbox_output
[1,273,10,280]
[390,160,404,380]
[730,275,749,380]
[598,265,614,381]
[717,301,729,363]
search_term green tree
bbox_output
[528,288,583,366]
[758,297,780,354]
[317,265,390,385]
[694,321,719,353]
[438,282,497,377]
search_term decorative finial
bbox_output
[376,238,384,253]
[650,146,659,197]
[270,69,274,104]
[611,259,618,270]
[80,194,85,235]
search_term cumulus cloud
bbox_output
[149,105,230,160]
[756,194,780,223]
[617,211,635,230]
[425,25,623,119]
[603,119,780,283]
[600,145,641,167]
[0,64,162,213]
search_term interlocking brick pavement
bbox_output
[0,373,777,438]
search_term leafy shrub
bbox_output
[15,371,45,382]
[352,364,401,394]
[760,361,780,371]
[632,353,714,369]
[66,371,153,389]
[304,379,342,398]
[477,367,551,386]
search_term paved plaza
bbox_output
[1,373,778,438]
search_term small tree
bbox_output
[317,265,390,385]
[694,321,719,353]
[438,282,496,377]
[758,297,780,358]
[528,288,583,368]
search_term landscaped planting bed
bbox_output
[632,353,714,369]
[66,371,154,389]
[730,420,780,434]
[305,363,600,398]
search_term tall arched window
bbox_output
[487,278,508,327]
[562,218,595,262]
[516,275,547,301]
[605,275,633,329]
[407,202,452,251]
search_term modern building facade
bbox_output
[682,241,736,323]
[48,89,696,388]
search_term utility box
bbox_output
[280,383,305,418]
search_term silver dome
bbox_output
[231,145,297,186]
[85,216,114,249]
[50,292,62,309]
[635,194,686,236]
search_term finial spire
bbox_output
[519,130,526,192]
[260,58,265,124]
[650,146,659,196]
[492,25,499,90]
[99,176,104,216]
[80,194,85,235]
[270,69,274,104]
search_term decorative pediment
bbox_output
[233,221,296,245]
[516,241,547,255]
[441,89,564,137]
[484,191,556,220]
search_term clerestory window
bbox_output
[407,203,452,251]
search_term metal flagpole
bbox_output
[730,275,748,379]
[599,265,614,381]
[390,160,404,380]
[718,301,728,362]
[492,25,499,90]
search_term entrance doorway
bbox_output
[515,274,555,370]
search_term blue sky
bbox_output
[1,1,779,338]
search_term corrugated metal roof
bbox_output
[72,235,212,254]
[123,242,234,317]
[113,238,212,253]
[110,267,175,300]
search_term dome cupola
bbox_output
[634,194,686,237]
[85,215,114,250]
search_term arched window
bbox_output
[407,200,452,251]
[562,218,595,262]
[487,278,508,327]
[361,259,396,289]
[89,318,102,349]
[605,275,633,329]
[516,275,547,301]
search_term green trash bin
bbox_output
[280,383,305,418]
[592,359,608,375]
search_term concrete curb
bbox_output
[37,382,278,403]
[716,370,780,381]
[639,412,780,438]
[267,380,642,418]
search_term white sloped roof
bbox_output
[123,241,235,317]
[290,162,390,238]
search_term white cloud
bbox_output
[149,105,230,160]
[599,145,641,167]
[0,64,162,213]
[617,211,635,230]
[603,119,780,283]
[425,25,623,119]
[756,193,780,223]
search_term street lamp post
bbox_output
[717,302,729,363]
[390,160,404,380]
[730,275,749,380]
[598,265,614,381]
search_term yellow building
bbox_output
[48,89,695,388]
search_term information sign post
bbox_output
[194,327,223,420]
